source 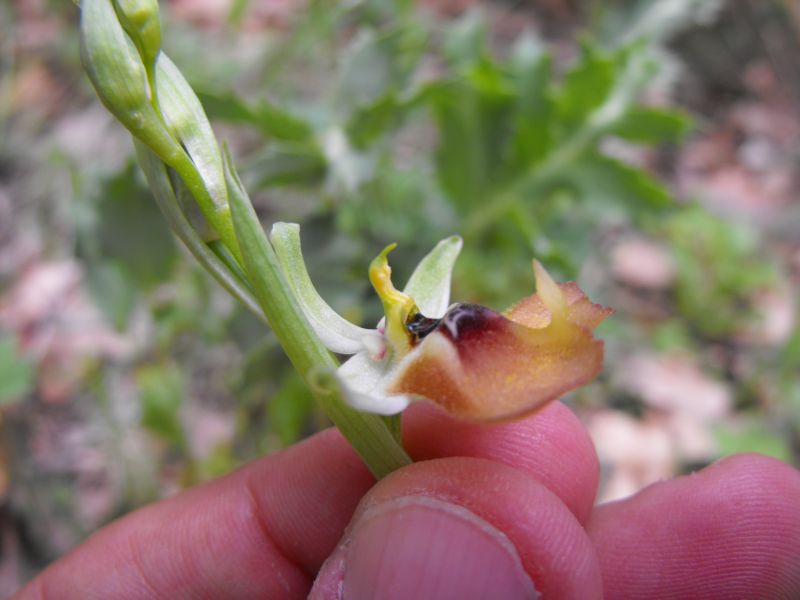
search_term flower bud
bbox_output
[156,54,229,219]
[80,0,182,164]
[113,0,162,69]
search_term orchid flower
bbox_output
[271,223,612,422]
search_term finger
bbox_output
[15,428,375,600]
[403,401,600,524]
[588,453,800,599]
[311,457,602,600]
[16,400,597,599]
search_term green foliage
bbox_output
[662,205,778,339]
[717,419,793,463]
[0,335,35,405]
[82,161,178,329]
[137,362,186,448]
[268,372,314,447]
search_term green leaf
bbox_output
[610,106,694,144]
[138,362,185,447]
[248,145,327,189]
[85,261,137,330]
[716,420,792,463]
[569,152,673,214]
[429,74,516,208]
[93,161,178,290]
[336,24,426,113]
[556,43,616,125]
[507,49,554,171]
[197,89,313,143]
[346,92,404,149]
[0,335,34,405]
[268,371,314,446]
[443,8,486,66]
[431,83,486,209]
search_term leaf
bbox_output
[197,89,313,143]
[85,261,137,330]
[346,92,404,149]
[93,161,178,289]
[556,42,616,125]
[0,335,34,406]
[138,363,185,447]
[716,420,792,463]
[431,83,487,209]
[507,48,554,171]
[609,106,694,144]
[429,73,516,209]
[443,8,486,66]
[336,24,426,113]
[268,371,314,446]
[569,152,674,214]
[248,145,327,189]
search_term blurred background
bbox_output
[1,0,799,592]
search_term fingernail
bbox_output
[341,496,538,600]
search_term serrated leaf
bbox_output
[556,43,616,125]
[248,145,327,189]
[431,83,487,209]
[507,50,554,172]
[346,92,403,149]
[570,152,674,213]
[610,106,693,144]
[336,24,426,113]
[197,90,313,143]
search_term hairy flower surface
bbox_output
[271,223,611,422]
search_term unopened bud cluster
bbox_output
[80,0,238,256]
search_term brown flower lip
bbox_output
[389,267,613,422]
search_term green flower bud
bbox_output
[113,0,162,70]
[80,0,182,165]
[156,54,229,220]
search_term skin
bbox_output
[13,401,800,599]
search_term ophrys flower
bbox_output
[271,224,611,422]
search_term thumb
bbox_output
[310,457,601,600]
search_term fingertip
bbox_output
[403,401,599,524]
[313,457,602,600]
[589,452,800,599]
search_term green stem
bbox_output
[135,141,266,324]
[224,150,411,479]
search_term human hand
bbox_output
[14,402,800,599]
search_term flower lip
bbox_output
[436,303,496,342]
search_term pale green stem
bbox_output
[135,141,265,324]
[224,150,411,479]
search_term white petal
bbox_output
[403,236,463,318]
[336,352,411,415]
[271,222,373,354]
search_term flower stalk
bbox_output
[80,0,411,479]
